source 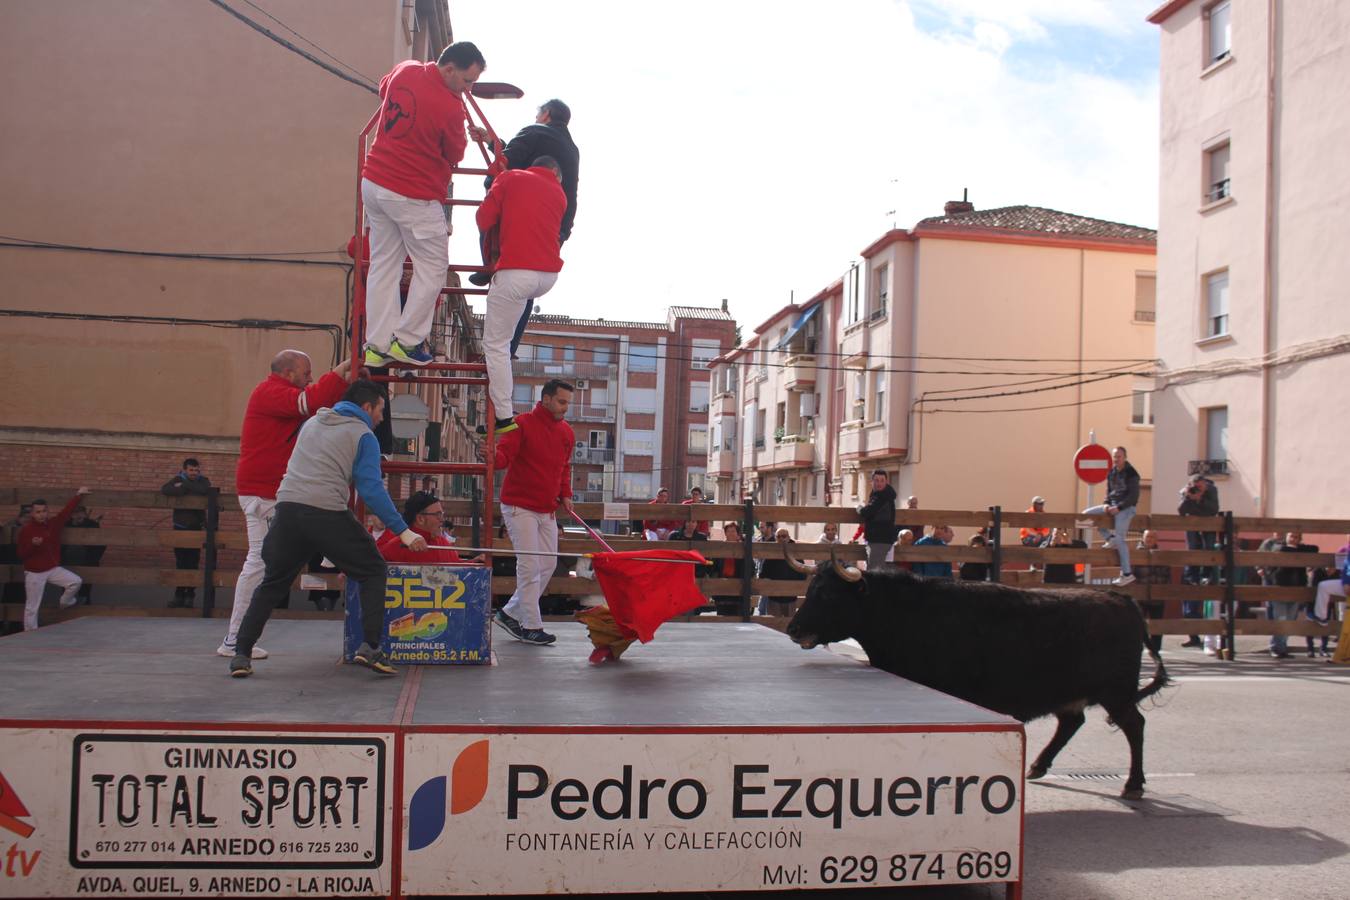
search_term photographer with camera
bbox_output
[1177,472,1220,648]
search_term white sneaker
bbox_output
[216,643,269,659]
[60,596,79,608]
[1112,574,1136,586]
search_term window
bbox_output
[1134,273,1156,323]
[593,347,612,366]
[775,402,787,439]
[845,262,862,324]
[511,383,533,411]
[586,471,605,492]
[691,341,719,369]
[563,345,575,363]
[686,468,710,496]
[871,370,885,423]
[618,471,653,500]
[1205,270,1229,338]
[1205,141,1231,202]
[1131,391,1155,427]
[516,343,533,361]
[719,419,736,451]
[624,429,656,454]
[590,386,608,408]
[1204,406,1228,461]
[717,364,737,395]
[756,345,767,378]
[630,344,658,372]
[870,264,889,320]
[589,430,609,449]
[627,387,657,413]
[1206,1,1231,65]
[788,476,798,506]
[754,408,767,450]
[689,382,709,412]
[688,424,708,454]
[536,345,554,362]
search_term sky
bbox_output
[447,0,1162,335]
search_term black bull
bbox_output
[782,548,1169,799]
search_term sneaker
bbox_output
[387,340,433,367]
[1180,637,1202,648]
[1269,649,1290,659]
[60,595,79,609]
[353,642,398,675]
[588,646,614,665]
[468,270,492,287]
[1112,574,1136,586]
[1203,646,1219,657]
[1304,609,1330,626]
[229,655,253,678]
[518,628,557,646]
[216,643,269,659]
[364,346,392,366]
[493,609,525,640]
[476,416,518,436]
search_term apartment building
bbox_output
[0,1,480,498]
[499,306,736,503]
[715,200,1157,526]
[1148,0,1350,516]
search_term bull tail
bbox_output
[1136,621,1170,702]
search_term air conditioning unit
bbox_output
[575,379,589,389]
[573,448,588,462]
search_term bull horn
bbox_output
[782,541,817,574]
[829,546,863,582]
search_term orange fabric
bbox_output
[575,606,637,660]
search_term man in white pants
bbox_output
[18,488,90,630]
[475,158,566,434]
[491,380,574,645]
[219,351,351,658]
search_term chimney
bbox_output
[720,298,729,313]
[943,188,974,217]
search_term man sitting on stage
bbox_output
[229,380,427,678]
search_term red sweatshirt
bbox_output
[17,494,80,573]
[235,372,348,499]
[494,403,574,514]
[475,167,566,273]
[362,61,468,201]
[376,525,463,564]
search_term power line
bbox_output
[0,236,351,268]
[204,0,378,95]
[239,0,377,85]
[922,391,1149,415]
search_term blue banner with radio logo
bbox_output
[343,565,492,665]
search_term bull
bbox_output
[782,546,1168,799]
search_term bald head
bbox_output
[271,350,313,388]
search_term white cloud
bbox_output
[446,0,1159,333]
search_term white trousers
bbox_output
[482,269,558,418]
[222,495,276,649]
[24,567,81,631]
[1314,579,1348,620]
[361,178,449,352]
[501,504,557,630]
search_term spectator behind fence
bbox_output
[1042,528,1086,585]
[1134,530,1167,653]
[1020,496,1050,547]
[819,522,840,544]
[857,470,899,571]
[1309,534,1350,630]
[161,457,212,609]
[1080,446,1140,586]
[642,488,682,541]
[61,505,105,605]
[959,533,990,582]
[681,486,712,537]
[891,529,916,572]
[711,522,747,617]
[1266,532,1317,659]
[913,524,955,579]
[18,488,92,631]
[1178,473,1221,643]
[757,528,807,616]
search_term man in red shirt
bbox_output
[361,42,487,368]
[218,350,351,659]
[377,493,463,564]
[492,379,575,645]
[475,157,566,434]
[18,487,91,630]
[682,486,711,538]
[642,488,683,540]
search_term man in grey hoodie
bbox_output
[230,380,427,678]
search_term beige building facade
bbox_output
[1148,0,1350,517]
[713,202,1158,534]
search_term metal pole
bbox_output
[989,506,1003,584]
[470,481,482,549]
[741,498,755,620]
[201,487,219,619]
[1223,511,1237,660]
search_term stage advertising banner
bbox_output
[343,565,491,666]
[400,729,1023,895]
[0,728,392,898]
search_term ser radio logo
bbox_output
[407,740,488,851]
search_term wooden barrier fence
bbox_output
[2,488,1344,655]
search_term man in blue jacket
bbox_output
[230,380,427,678]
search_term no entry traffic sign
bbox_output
[1073,443,1112,484]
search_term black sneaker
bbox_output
[518,628,556,646]
[229,655,253,678]
[494,609,525,640]
[353,642,398,675]
[468,270,492,287]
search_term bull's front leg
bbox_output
[1027,703,1087,781]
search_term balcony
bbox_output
[713,391,737,416]
[709,449,736,476]
[574,490,606,503]
[1134,310,1156,323]
[772,434,815,468]
[782,355,817,392]
[516,360,617,380]
[1188,458,1229,477]
[570,404,616,422]
[573,447,615,465]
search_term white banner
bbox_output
[400,729,1023,895]
[0,728,392,898]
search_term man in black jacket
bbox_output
[1178,473,1220,642]
[857,470,899,570]
[471,99,581,351]
[162,458,212,608]
[1080,446,1140,586]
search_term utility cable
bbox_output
[239,0,377,85]
[205,0,378,94]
